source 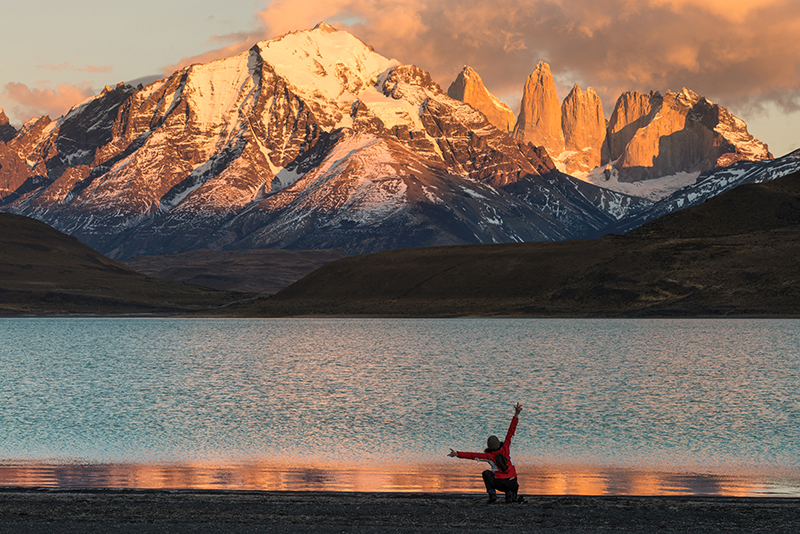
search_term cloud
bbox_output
[206,31,254,45]
[163,38,258,75]
[243,0,800,116]
[2,82,96,123]
[37,62,114,74]
[46,0,792,131]
[644,0,784,23]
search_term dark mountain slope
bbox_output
[628,170,800,239]
[0,213,251,314]
[122,248,348,294]
[246,170,800,317]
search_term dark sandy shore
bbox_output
[1,489,798,533]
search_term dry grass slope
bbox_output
[122,248,348,294]
[0,213,254,315]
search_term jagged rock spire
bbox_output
[561,84,606,174]
[606,91,661,164]
[447,66,515,133]
[513,62,564,157]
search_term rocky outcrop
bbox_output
[607,88,772,182]
[560,84,606,175]
[447,66,515,133]
[513,62,564,157]
[605,91,660,163]
[0,116,53,201]
[0,109,16,143]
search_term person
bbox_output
[448,402,524,503]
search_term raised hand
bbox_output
[514,402,523,416]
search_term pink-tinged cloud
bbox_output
[2,82,96,123]
[37,62,114,74]
[163,37,261,75]
[248,0,800,115]
[151,0,799,123]
[645,0,784,23]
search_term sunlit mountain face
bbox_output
[0,24,787,259]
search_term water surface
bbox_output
[2,318,798,495]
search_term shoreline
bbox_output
[4,460,799,498]
[1,489,799,533]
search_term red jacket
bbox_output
[456,415,518,479]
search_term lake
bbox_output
[1,318,799,496]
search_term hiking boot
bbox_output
[487,493,497,504]
[505,491,516,503]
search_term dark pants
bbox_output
[482,470,519,494]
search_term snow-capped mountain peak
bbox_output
[256,24,398,109]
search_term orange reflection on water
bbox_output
[1,461,798,496]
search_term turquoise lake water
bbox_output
[1,318,799,496]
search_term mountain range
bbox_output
[0,23,792,260]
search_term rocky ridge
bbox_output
[447,63,772,187]
[607,148,800,234]
[0,109,16,143]
[606,88,772,183]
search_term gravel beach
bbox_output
[1,489,798,533]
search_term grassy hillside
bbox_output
[0,213,254,315]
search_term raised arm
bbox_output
[504,402,522,443]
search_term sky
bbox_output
[2,0,799,157]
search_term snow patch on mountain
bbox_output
[460,186,491,201]
[611,149,800,234]
[341,176,408,224]
[261,28,398,99]
[357,87,424,131]
[715,117,771,161]
[183,54,257,130]
[579,165,702,201]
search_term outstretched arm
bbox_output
[449,447,492,460]
[450,404,522,458]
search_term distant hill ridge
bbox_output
[0,212,250,315]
